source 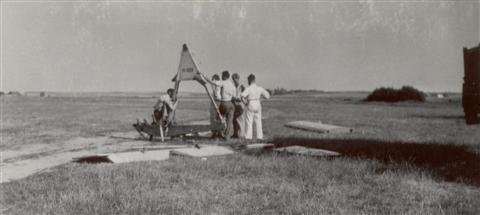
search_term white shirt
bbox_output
[217,80,236,101]
[211,80,221,100]
[235,84,244,99]
[154,94,175,110]
[241,83,270,101]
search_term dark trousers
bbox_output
[233,103,244,138]
[219,101,234,139]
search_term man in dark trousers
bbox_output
[204,71,236,140]
[232,73,245,138]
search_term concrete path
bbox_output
[0,133,185,183]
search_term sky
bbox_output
[1,0,479,93]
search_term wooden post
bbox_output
[159,123,164,142]
[152,111,165,142]
[169,45,184,124]
[185,44,223,123]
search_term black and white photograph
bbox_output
[1,0,479,214]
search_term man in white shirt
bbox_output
[241,74,270,140]
[153,88,177,125]
[205,71,236,140]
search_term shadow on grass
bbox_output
[272,137,480,187]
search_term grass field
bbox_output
[1,93,480,214]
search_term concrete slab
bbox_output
[2,135,172,183]
[285,121,352,134]
[107,150,170,163]
[170,146,235,158]
[245,143,275,149]
[2,136,117,183]
[129,145,188,151]
[274,146,340,157]
[240,143,275,154]
[2,150,102,183]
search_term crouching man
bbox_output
[153,88,177,126]
[241,74,270,140]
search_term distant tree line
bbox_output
[266,87,324,96]
[0,91,22,96]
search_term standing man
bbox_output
[204,71,236,140]
[241,74,270,140]
[209,74,222,138]
[232,73,245,138]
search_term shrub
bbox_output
[365,86,426,102]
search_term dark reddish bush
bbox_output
[365,86,425,102]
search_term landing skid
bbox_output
[133,122,222,141]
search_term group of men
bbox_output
[205,71,270,140]
[153,70,270,141]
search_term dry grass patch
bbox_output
[2,94,480,214]
[2,154,479,214]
